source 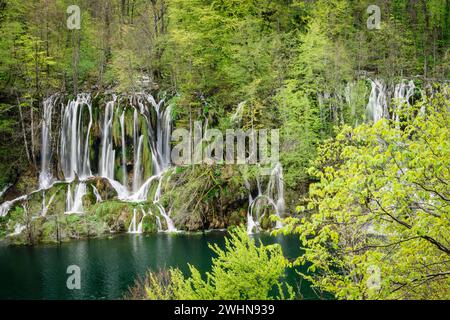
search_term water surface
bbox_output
[0,231,311,299]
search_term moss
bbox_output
[260,213,274,230]
[41,220,57,242]
[229,210,245,226]
[142,214,158,233]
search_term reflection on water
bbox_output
[0,231,309,300]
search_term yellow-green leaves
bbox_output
[284,92,450,299]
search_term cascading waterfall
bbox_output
[0,79,427,231]
[60,93,93,181]
[120,111,127,185]
[366,79,416,123]
[0,184,12,199]
[246,163,285,234]
[366,79,387,122]
[132,135,144,192]
[154,176,177,232]
[0,195,28,217]
[267,163,284,229]
[92,185,102,202]
[101,93,173,206]
[65,183,87,214]
[99,97,116,179]
[155,216,163,232]
[128,171,177,233]
[393,80,415,125]
[128,209,138,233]
[8,223,26,237]
[139,95,171,175]
[41,191,56,217]
[39,95,57,189]
[136,208,146,233]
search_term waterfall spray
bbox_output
[60,94,93,181]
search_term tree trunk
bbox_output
[18,99,31,164]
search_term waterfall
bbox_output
[99,97,116,179]
[3,92,171,228]
[66,183,86,214]
[0,184,12,199]
[41,191,56,217]
[0,195,28,217]
[132,135,144,192]
[60,94,93,181]
[92,185,102,202]
[39,95,57,189]
[120,111,127,185]
[393,80,415,126]
[140,95,171,175]
[366,79,387,122]
[366,79,416,123]
[246,214,258,235]
[8,223,26,237]
[246,162,285,234]
[156,203,177,232]
[155,215,163,232]
[268,163,284,229]
[128,209,139,233]
[66,185,73,212]
[101,93,173,204]
[153,175,177,232]
[136,209,146,233]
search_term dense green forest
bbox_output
[0,0,449,300]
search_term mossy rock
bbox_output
[229,210,245,226]
[142,214,158,233]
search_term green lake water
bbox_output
[0,231,313,299]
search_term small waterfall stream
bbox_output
[366,79,416,122]
[65,183,87,214]
[245,163,285,234]
[99,96,116,179]
[39,95,57,189]
[60,93,93,181]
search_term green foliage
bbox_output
[144,226,294,300]
[280,93,450,299]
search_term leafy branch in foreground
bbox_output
[129,226,294,300]
[278,92,450,300]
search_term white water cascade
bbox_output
[100,93,173,205]
[246,163,285,234]
[0,195,28,217]
[128,209,139,233]
[128,171,177,233]
[8,223,26,237]
[393,80,415,126]
[65,183,87,214]
[60,94,93,181]
[366,79,388,122]
[0,184,12,199]
[120,111,127,185]
[132,135,144,192]
[41,191,56,217]
[92,185,102,202]
[128,208,148,234]
[154,177,177,232]
[99,96,117,179]
[39,95,58,189]
[366,79,416,123]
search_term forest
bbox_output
[0,0,449,300]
